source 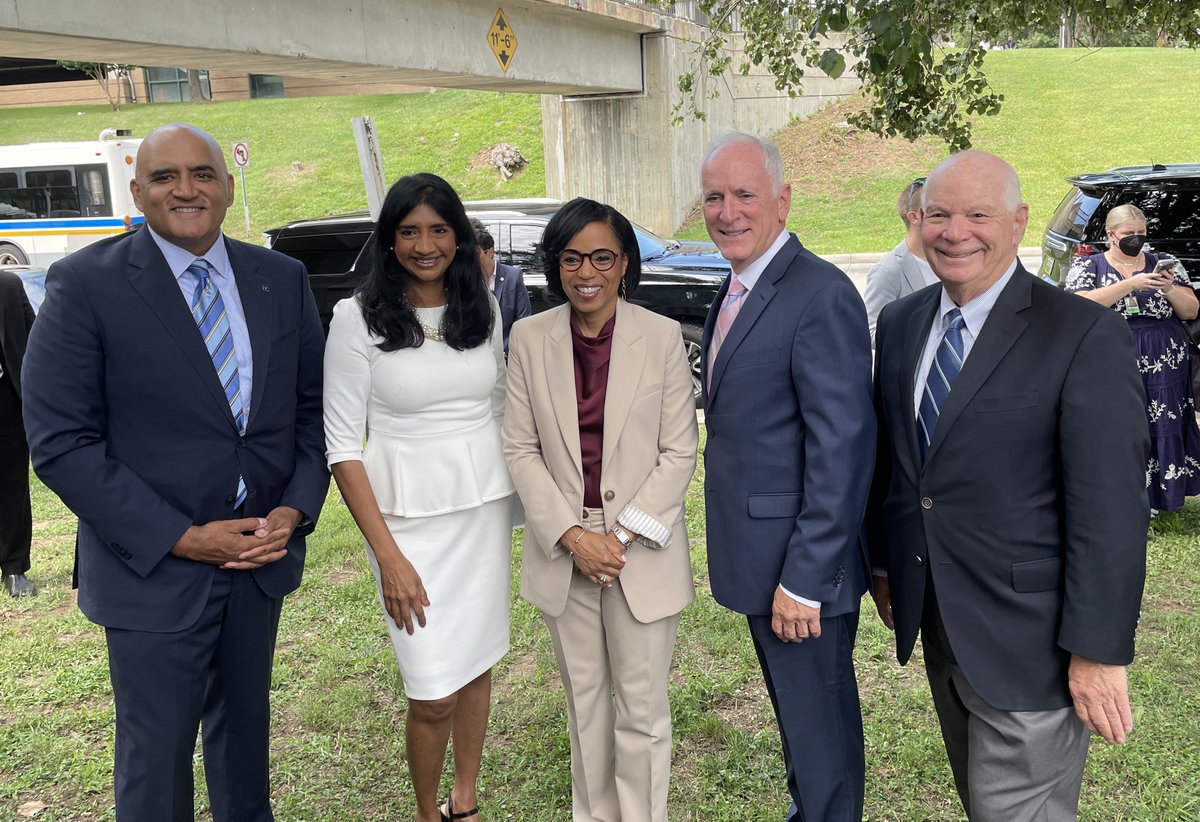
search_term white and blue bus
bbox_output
[0,132,144,267]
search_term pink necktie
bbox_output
[707,276,746,392]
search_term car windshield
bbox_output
[632,223,679,259]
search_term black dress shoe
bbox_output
[3,574,37,597]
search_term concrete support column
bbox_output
[542,25,859,235]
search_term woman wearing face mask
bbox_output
[1066,203,1200,511]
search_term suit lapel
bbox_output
[924,268,1032,464]
[544,306,583,480]
[700,277,723,405]
[126,229,237,428]
[227,239,272,427]
[708,236,798,402]
[897,288,940,479]
[602,300,645,469]
[901,254,926,295]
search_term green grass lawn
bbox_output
[2,447,1198,821]
[0,89,545,244]
[2,49,1197,256]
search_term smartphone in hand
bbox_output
[1153,257,1177,274]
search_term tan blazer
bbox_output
[502,300,698,623]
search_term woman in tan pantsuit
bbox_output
[502,198,698,822]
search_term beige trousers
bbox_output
[542,509,681,822]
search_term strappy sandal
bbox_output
[439,796,480,821]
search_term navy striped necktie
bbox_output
[188,259,248,507]
[917,308,965,461]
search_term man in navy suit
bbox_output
[0,269,36,597]
[868,151,1147,820]
[23,123,328,821]
[700,131,875,820]
[471,218,530,355]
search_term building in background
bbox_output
[0,58,429,108]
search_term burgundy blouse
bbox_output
[571,312,616,508]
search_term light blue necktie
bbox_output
[917,308,965,461]
[188,259,248,508]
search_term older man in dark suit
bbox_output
[0,268,36,597]
[868,150,1148,821]
[23,123,328,821]
[700,131,875,821]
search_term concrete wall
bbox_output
[543,23,859,234]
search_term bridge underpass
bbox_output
[0,0,858,232]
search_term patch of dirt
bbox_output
[776,96,942,194]
[264,162,316,183]
[468,147,495,172]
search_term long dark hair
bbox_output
[541,198,641,301]
[357,173,492,351]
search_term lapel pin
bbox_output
[261,285,270,293]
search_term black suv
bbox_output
[264,198,731,401]
[1039,164,1200,339]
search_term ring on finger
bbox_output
[598,573,608,583]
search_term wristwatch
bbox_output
[611,526,633,549]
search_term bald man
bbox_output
[866,151,1149,820]
[23,123,329,820]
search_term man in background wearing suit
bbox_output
[868,151,1148,821]
[700,131,875,821]
[23,123,329,821]
[862,177,938,345]
[0,269,35,597]
[471,218,530,356]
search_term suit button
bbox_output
[921,497,933,509]
[603,490,615,501]
[581,510,589,519]
[237,437,247,447]
[916,555,924,565]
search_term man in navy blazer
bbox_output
[23,123,329,821]
[700,132,875,820]
[0,269,36,597]
[472,218,530,355]
[867,151,1147,820]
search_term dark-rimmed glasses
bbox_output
[558,248,620,272]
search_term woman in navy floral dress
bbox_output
[1066,204,1200,511]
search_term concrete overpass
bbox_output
[0,0,859,232]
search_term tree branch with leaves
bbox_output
[651,0,1200,150]
[57,61,137,112]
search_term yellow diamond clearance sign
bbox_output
[487,8,517,72]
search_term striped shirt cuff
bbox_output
[618,504,671,549]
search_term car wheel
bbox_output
[0,243,28,266]
[681,323,704,409]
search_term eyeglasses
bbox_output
[558,248,620,272]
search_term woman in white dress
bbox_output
[323,173,513,822]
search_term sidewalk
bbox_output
[823,247,1045,296]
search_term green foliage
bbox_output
[649,0,1200,150]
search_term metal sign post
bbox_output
[231,140,251,236]
[352,117,387,221]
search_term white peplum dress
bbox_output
[323,297,514,700]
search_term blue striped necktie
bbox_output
[188,259,248,507]
[917,308,965,461]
